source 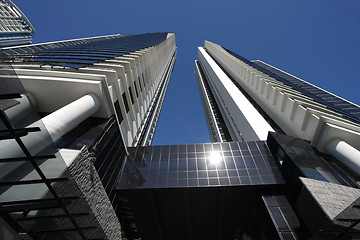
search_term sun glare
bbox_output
[209,151,222,165]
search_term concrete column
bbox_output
[0,94,100,179]
[42,94,100,141]
[326,139,360,176]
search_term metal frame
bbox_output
[0,93,96,239]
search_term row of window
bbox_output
[250,59,360,123]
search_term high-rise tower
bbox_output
[0,32,176,239]
[106,41,360,240]
[193,40,360,240]
[2,32,176,147]
[196,40,360,175]
[0,0,35,47]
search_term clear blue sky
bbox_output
[13,0,360,145]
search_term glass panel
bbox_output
[247,142,258,150]
[251,176,262,184]
[218,170,228,177]
[208,170,217,178]
[197,159,207,170]
[244,156,256,168]
[220,143,231,151]
[12,208,66,219]
[0,161,40,182]
[204,144,213,152]
[212,143,221,151]
[37,156,69,179]
[195,144,204,152]
[0,139,26,158]
[24,217,75,232]
[238,142,248,151]
[281,206,300,228]
[187,144,195,152]
[269,207,289,231]
[0,183,51,202]
[224,157,236,169]
[240,176,251,185]
[178,179,187,187]
[40,230,82,240]
[198,171,207,178]
[229,142,240,151]
[118,141,285,189]
[187,171,196,178]
[262,196,277,207]
[209,178,219,186]
[198,179,208,186]
[219,178,229,185]
[300,167,328,182]
[19,127,58,157]
[253,155,266,168]
[280,232,297,240]
[261,175,275,184]
[179,159,187,171]
[168,171,177,180]
[189,178,199,187]
[229,177,240,185]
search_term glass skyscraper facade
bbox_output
[113,133,359,239]
[193,40,360,240]
[1,2,360,239]
[0,31,176,239]
[0,0,35,47]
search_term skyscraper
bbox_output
[192,40,360,239]
[0,32,176,239]
[104,41,360,240]
[0,0,35,47]
[196,40,360,173]
[1,2,359,238]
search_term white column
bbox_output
[326,139,360,176]
[0,94,100,179]
[42,94,100,141]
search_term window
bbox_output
[128,87,134,104]
[276,148,285,165]
[122,92,129,112]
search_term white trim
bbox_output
[198,47,274,141]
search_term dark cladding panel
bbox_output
[262,195,309,240]
[267,132,359,188]
[89,117,126,204]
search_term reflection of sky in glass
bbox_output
[118,141,285,189]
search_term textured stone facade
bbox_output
[67,147,122,239]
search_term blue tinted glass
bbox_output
[118,141,285,189]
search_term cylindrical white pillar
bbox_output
[0,94,100,179]
[42,94,100,141]
[326,138,360,176]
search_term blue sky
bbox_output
[13,0,360,145]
